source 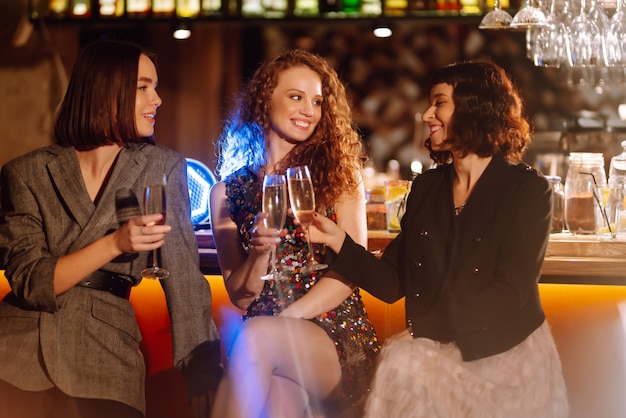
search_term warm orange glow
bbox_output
[3,274,626,354]
[4,273,626,415]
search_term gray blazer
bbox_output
[0,143,222,415]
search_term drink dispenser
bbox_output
[607,141,626,237]
[564,152,606,234]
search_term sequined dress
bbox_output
[225,167,380,405]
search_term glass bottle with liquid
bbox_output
[366,188,387,231]
[546,176,565,233]
[607,140,626,238]
[48,0,70,17]
[564,152,606,235]
[126,0,151,16]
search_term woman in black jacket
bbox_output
[309,60,569,418]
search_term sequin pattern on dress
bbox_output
[224,167,381,406]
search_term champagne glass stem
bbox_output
[305,224,316,265]
[261,243,282,280]
[269,244,277,273]
[270,245,276,271]
[300,223,327,273]
[151,249,157,269]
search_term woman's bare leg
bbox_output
[210,316,341,418]
[263,376,309,418]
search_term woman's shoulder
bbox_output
[2,144,68,172]
[223,166,260,204]
[493,159,550,197]
[500,160,548,184]
[223,166,257,186]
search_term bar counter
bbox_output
[367,230,626,285]
[3,228,626,417]
[199,229,626,284]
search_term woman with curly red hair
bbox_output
[209,49,380,417]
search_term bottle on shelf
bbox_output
[98,0,124,16]
[407,0,436,13]
[360,0,381,15]
[341,0,360,13]
[177,0,201,17]
[71,0,92,16]
[126,0,151,16]
[293,0,320,16]
[201,0,224,15]
[435,0,459,12]
[459,0,480,14]
[241,0,289,17]
[47,0,70,17]
[153,0,176,17]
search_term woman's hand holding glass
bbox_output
[307,212,347,255]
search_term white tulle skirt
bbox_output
[364,321,569,418]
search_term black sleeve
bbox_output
[329,233,405,303]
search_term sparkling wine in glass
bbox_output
[260,174,288,281]
[141,174,170,280]
[286,165,328,274]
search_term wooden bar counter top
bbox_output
[198,229,626,284]
[367,230,626,285]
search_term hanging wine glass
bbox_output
[260,174,288,281]
[531,0,566,68]
[478,0,513,29]
[286,165,328,274]
[510,0,547,29]
[604,0,626,67]
[565,0,602,68]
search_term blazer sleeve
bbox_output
[158,155,223,395]
[330,232,405,303]
[0,160,58,312]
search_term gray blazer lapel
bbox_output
[100,146,147,225]
[48,146,149,254]
[46,147,94,228]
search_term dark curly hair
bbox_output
[424,60,532,165]
[216,49,366,210]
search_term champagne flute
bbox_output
[141,173,170,280]
[286,165,328,274]
[260,174,288,281]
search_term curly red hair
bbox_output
[217,49,366,210]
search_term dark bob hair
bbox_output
[54,40,157,150]
[425,60,532,165]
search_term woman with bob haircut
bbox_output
[0,40,222,418]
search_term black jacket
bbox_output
[331,157,552,361]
